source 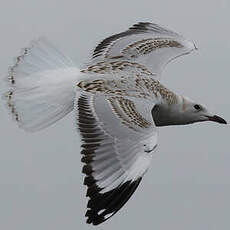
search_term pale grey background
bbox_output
[0,0,229,229]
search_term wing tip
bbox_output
[84,178,142,225]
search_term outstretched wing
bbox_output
[86,22,196,78]
[75,92,158,225]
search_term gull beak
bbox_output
[207,115,227,124]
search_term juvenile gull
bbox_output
[2,22,227,225]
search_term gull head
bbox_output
[152,96,227,127]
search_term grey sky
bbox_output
[0,0,229,229]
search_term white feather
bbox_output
[3,38,81,132]
[76,93,158,194]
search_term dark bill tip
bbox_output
[194,42,198,50]
[208,115,227,124]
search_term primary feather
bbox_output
[75,93,157,225]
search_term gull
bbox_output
[2,22,227,225]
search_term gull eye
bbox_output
[194,104,201,110]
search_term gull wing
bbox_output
[75,92,158,225]
[86,22,196,78]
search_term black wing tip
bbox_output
[85,178,142,225]
[92,22,153,59]
[77,95,143,225]
[129,22,152,30]
[82,164,93,175]
[86,209,106,225]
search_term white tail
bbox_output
[2,37,81,132]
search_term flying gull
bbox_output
[2,22,227,225]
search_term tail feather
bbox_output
[2,37,81,132]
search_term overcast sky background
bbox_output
[0,0,229,229]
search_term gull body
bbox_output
[2,22,227,225]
